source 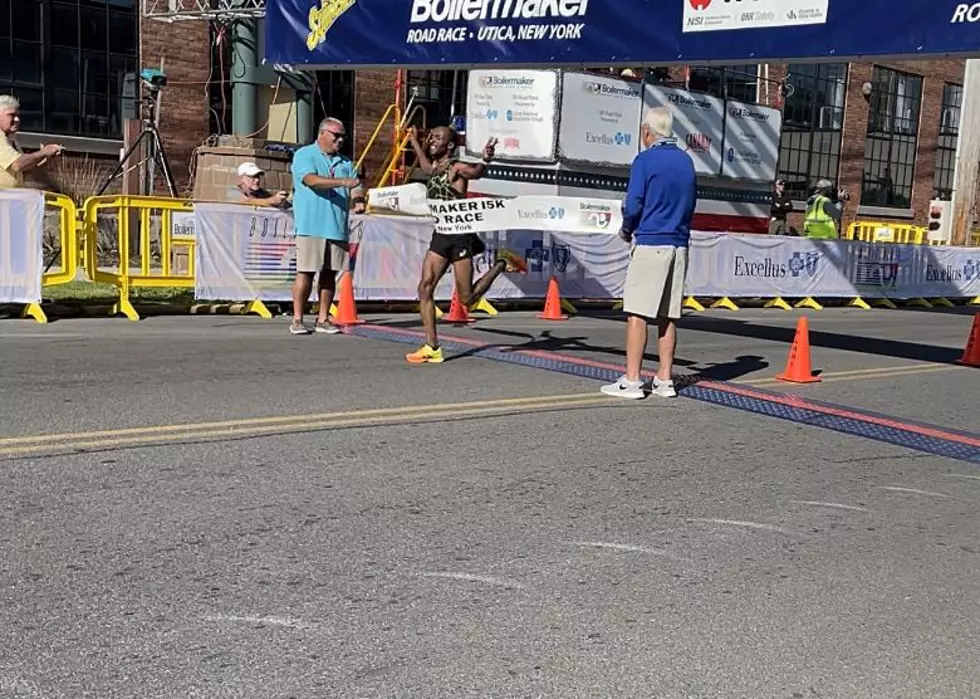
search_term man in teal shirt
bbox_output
[289,117,365,335]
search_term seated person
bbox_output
[237,162,290,208]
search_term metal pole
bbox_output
[950,59,980,246]
[231,19,258,135]
[296,72,315,144]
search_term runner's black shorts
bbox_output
[429,232,486,261]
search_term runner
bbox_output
[404,125,527,364]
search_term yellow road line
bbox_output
[0,395,610,457]
[0,391,601,448]
[0,361,962,456]
[745,362,961,387]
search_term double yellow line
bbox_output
[0,393,610,458]
[0,362,961,459]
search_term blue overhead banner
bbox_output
[266,0,980,68]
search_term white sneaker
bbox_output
[650,376,677,398]
[600,375,646,400]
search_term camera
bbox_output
[140,68,168,91]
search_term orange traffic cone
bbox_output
[957,312,980,367]
[776,316,820,383]
[332,271,364,325]
[537,276,568,321]
[442,288,476,324]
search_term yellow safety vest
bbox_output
[804,195,838,239]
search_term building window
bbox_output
[777,63,847,201]
[933,83,962,200]
[861,66,922,209]
[314,70,354,158]
[0,0,137,139]
[688,64,758,102]
[405,70,468,131]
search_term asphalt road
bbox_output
[0,308,978,698]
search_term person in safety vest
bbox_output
[804,179,849,239]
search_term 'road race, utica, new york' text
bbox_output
[407,0,589,43]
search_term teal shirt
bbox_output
[290,143,356,240]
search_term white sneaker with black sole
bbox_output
[600,375,646,400]
[649,377,677,398]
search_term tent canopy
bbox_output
[266,0,980,69]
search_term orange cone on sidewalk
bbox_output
[442,288,476,324]
[537,276,569,321]
[776,316,820,383]
[332,271,365,325]
[957,312,980,367]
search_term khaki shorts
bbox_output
[295,236,348,275]
[622,244,688,321]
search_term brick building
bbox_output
[0,3,967,229]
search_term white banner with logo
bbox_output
[643,84,725,177]
[558,71,642,167]
[0,188,44,304]
[367,183,430,217]
[465,69,559,162]
[194,202,980,303]
[721,100,782,182]
[682,0,829,32]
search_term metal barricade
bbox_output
[81,195,195,321]
[17,192,79,323]
[845,221,926,245]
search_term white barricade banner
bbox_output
[0,188,44,304]
[194,200,980,303]
[195,202,298,302]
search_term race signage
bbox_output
[557,71,642,167]
[264,0,979,69]
[431,198,511,235]
[643,84,725,177]
[721,100,783,182]
[465,69,559,162]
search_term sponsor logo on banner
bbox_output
[733,251,820,278]
[306,0,357,50]
[581,81,641,99]
[467,69,557,161]
[951,3,980,22]
[683,0,828,32]
[686,133,712,153]
[517,204,565,222]
[579,201,614,230]
[852,246,902,290]
[926,257,980,282]
[525,238,571,274]
[585,131,633,147]
[407,0,589,44]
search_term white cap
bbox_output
[237,162,263,177]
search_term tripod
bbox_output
[96,87,177,197]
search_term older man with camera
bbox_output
[803,179,850,239]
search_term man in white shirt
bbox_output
[0,95,63,189]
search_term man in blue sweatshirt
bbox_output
[602,106,697,400]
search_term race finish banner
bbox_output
[367,185,623,235]
[0,188,44,304]
[266,0,980,68]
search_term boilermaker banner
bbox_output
[367,185,622,235]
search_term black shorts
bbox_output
[429,232,486,262]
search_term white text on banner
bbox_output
[0,188,44,304]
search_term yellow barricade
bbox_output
[81,195,195,321]
[19,192,79,323]
[845,221,926,245]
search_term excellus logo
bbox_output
[411,0,590,22]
